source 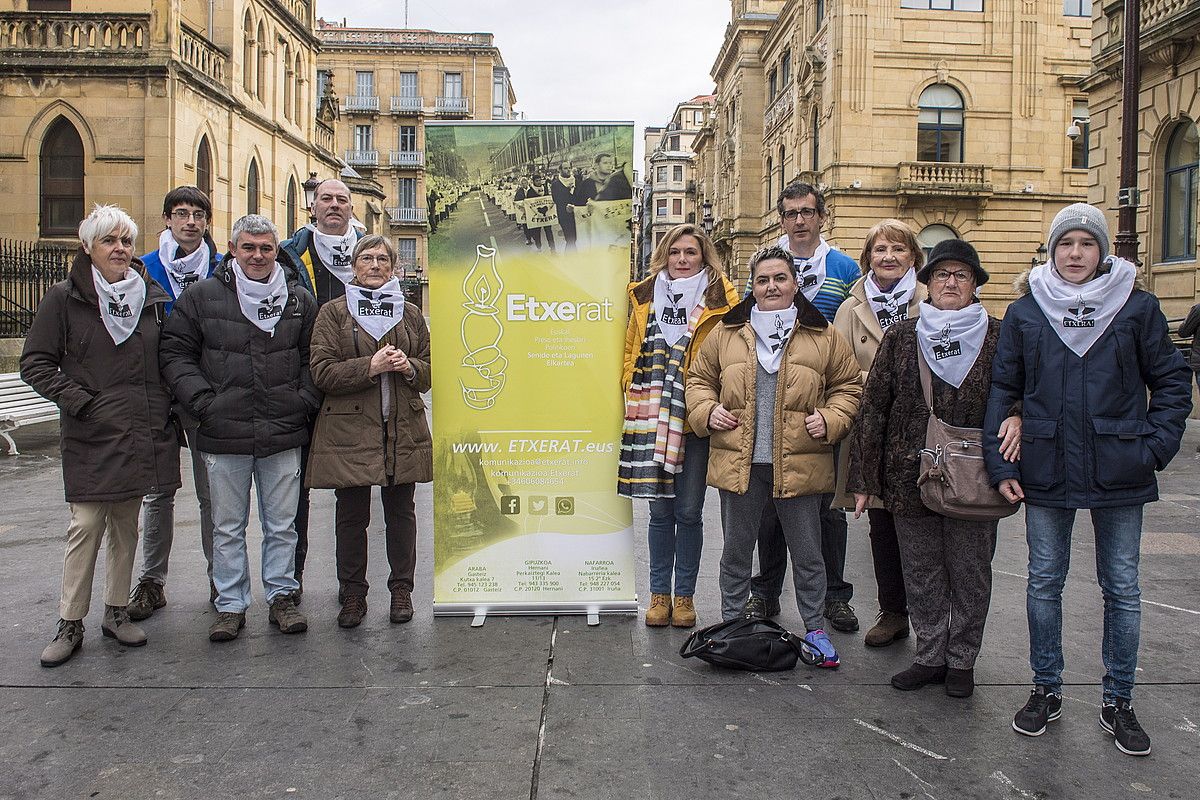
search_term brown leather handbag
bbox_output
[915,351,1019,521]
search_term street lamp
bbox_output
[1031,242,1048,268]
[302,171,320,211]
[1114,0,1142,262]
[701,200,714,237]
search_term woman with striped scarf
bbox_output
[619,224,738,628]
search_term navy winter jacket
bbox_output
[984,280,1192,509]
[140,233,221,316]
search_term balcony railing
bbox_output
[0,12,149,54]
[1142,0,1191,30]
[896,162,992,196]
[345,149,379,166]
[764,90,794,133]
[389,150,426,167]
[343,95,379,113]
[387,207,429,225]
[314,120,335,154]
[435,96,469,115]
[390,95,423,113]
[178,23,226,86]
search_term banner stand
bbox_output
[434,600,639,627]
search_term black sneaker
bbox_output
[1100,700,1151,756]
[741,596,780,619]
[1012,686,1062,736]
[824,600,859,632]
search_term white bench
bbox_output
[0,372,59,455]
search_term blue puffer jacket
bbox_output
[141,233,222,316]
[984,271,1193,509]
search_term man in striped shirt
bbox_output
[742,182,862,635]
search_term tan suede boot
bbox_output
[671,596,697,628]
[644,593,671,627]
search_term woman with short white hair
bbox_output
[21,204,180,667]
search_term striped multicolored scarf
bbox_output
[617,306,703,498]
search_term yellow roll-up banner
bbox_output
[426,122,637,617]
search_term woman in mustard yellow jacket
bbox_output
[618,224,737,628]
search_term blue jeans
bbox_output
[1025,503,1144,703]
[647,433,710,597]
[202,448,302,613]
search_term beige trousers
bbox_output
[60,498,141,620]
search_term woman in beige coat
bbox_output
[832,219,927,648]
[686,245,861,668]
[308,235,431,628]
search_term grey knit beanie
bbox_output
[1048,203,1111,265]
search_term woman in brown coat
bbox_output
[686,245,861,668]
[307,235,431,628]
[832,220,927,649]
[847,238,1020,698]
[21,204,180,667]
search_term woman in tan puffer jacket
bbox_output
[686,245,861,668]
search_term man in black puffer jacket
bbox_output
[160,214,320,643]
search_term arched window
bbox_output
[40,116,84,237]
[766,155,774,208]
[196,135,213,201]
[242,12,254,95]
[294,54,304,121]
[286,175,297,233]
[918,84,965,163]
[917,223,957,260]
[256,22,268,101]
[811,105,820,170]
[247,159,260,216]
[282,44,292,120]
[1163,120,1198,262]
[778,144,786,192]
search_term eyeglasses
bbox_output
[781,208,820,221]
[170,209,208,222]
[931,269,972,284]
[356,254,394,266]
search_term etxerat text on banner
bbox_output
[425,121,637,619]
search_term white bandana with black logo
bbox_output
[915,301,989,389]
[865,268,917,331]
[157,229,210,297]
[346,278,405,342]
[652,270,708,346]
[750,305,797,374]
[91,266,145,345]
[306,223,356,284]
[1028,256,1136,357]
[779,234,830,303]
[232,261,289,335]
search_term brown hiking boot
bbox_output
[338,595,368,628]
[864,611,910,647]
[208,611,246,642]
[671,596,697,628]
[268,594,308,634]
[101,605,147,647]
[127,580,166,621]
[644,593,671,627]
[389,589,414,624]
[40,618,84,667]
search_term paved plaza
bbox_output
[1,421,1198,800]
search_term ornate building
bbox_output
[0,0,359,245]
[1083,0,1200,321]
[694,0,1094,307]
[641,95,714,268]
[314,18,516,278]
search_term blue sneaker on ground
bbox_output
[804,629,840,668]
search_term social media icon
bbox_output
[529,496,548,515]
[500,495,521,515]
[554,496,574,515]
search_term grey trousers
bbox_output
[894,513,998,670]
[138,441,214,585]
[719,465,825,629]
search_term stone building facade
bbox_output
[641,95,714,269]
[694,0,1094,310]
[1082,0,1200,321]
[314,19,516,278]
[0,0,352,247]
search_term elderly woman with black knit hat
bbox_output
[848,238,1021,699]
[985,203,1192,756]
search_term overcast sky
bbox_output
[315,0,731,172]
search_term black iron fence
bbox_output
[0,239,73,338]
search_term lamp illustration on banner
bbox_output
[460,244,507,410]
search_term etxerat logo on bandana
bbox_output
[107,294,134,318]
[357,293,395,317]
[872,290,908,327]
[257,295,283,321]
[931,323,962,360]
[1064,295,1097,328]
[798,262,820,289]
[177,274,199,289]
[330,241,353,267]
[660,290,688,326]
[768,314,788,353]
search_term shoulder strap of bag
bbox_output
[916,346,934,412]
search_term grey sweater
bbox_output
[752,363,777,464]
